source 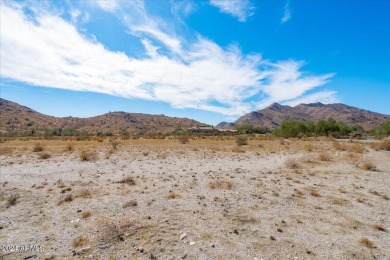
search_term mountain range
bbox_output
[0,98,389,135]
[217,102,389,130]
[0,98,200,134]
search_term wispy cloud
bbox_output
[0,2,335,116]
[281,1,291,23]
[284,90,338,107]
[96,0,118,13]
[209,0,255,22]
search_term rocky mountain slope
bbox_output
[219,102,389,130]
[0,98,201,134]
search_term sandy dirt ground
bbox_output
[0,136,389,260]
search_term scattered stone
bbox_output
[189,241,196,246]
[233,229,239,235]
[211,243,215,248]
[179,253,187,259]
[180,233,187,240]
[277,228,283,233]
[270,236,276,241]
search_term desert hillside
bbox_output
[231,102,390,129]
[0,98,201,134]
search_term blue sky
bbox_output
[1,0,389,125]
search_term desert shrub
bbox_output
[58,194,74,205]
[318,152,331,161]
[372,224,387,232]
[167,191,180,199]
[98,218,137,248]
[178,135,190,144]
[360,238,375,248]
[350,143,364,153]
[378,140,390,151]
[6,194,19,208]
[208,180,233,190]
[81,211,92,219]
[33,143,43,152]
[111,140,120,149]
[79,189,92,198]
[72,235,88,248]
[80,150,97,161]
[361,159,376,171]
[117,176,136,185]
[235,135,248,146]
[285,157,300,169]
[66,142,74,151]
[40,152,51,159]
[122,200,137,208]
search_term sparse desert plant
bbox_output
[111,140,120,149]
[310,189,321,197]
[285,157,300,169]
[318,152,331,161]
[361,159,376,171]
[40,152,51,159]
[79,189,92,198]
[66,142,74,151]
[72,235,88,248]
[305,143,314,151]
[98,218,137,248]
[81,211,92,219]
[372,224,387,232]
[360,238,375,248]
[33,143,43,152]
[178,135,190,144]
[122,200,138,208]
[377,140,390,151]
[80,150,97,161]
[6,194,20,208]
[58,194,74,205]
[142,152,149,156]
[351,143,364,153]
[167,191,180,199]
[208,180,233,190]
[117,176,136,185]
[236,135,248,146]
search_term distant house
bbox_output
[350,131,364,139]
[188,124,219,133]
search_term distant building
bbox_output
[188,124,219,133]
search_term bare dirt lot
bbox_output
[0,136,389,259]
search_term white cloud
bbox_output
[0,2,335,117]
[284,90,338,107]
[281,2,291,23]
[209,0,255,22]
[96,0,118,13]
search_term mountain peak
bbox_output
[299,102,325,107]
[265,102,286,111]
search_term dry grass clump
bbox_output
[285,157,300,169]
[79,189,92,198]
[117,176,136,186]
[111,140,120,149]
[304,143,314,151]
[372,224,387,232]
[81,211,92,219]
[178,135,190,144]
[359,238,375,248]
[80,150,97,161]
[208,180,233,190]
[333,141,347,151]
[98,218,137,248]
[310,189,321,197]
[361,158,376,171]
[350,143,364,153]
[66,142,74,151]
[40,152,51,159]
[318,152,331,161]
[122,200,138,208]
[371,140,390,151]
[33,143,43,152]
[58,194,74,205]
[72,235,88,248]
[6,194,20,208]
[167,191,180,199]
[236,135,248,146]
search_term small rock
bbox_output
[189,242,196,246]
[233,229,239,235]
[211,244,215,248]
[180,233,187,240]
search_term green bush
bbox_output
[235,135,248,146]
